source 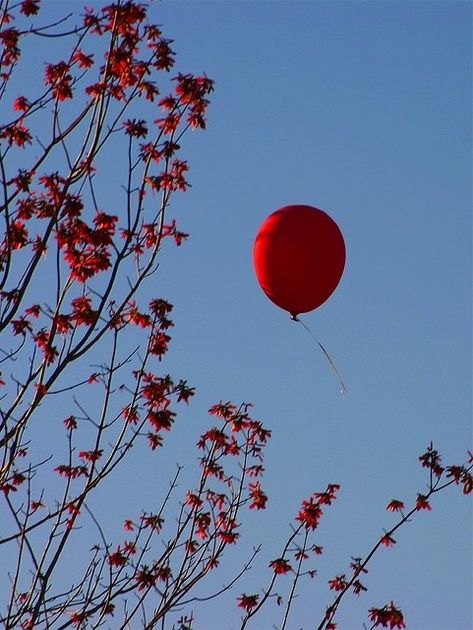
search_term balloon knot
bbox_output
[290,314,299,322]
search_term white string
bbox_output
[291,315,347,396]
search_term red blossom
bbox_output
[140,514,164,532]
[185,491,203,510]
[159,95,177,110]
[63,416,77,432]
[155,113,181,134]
[201,458,225,480]
[8,220,29,248]
[147,408,175,432]
[12,318,32,336]
[369,602,406,629]
[9,168,34,192]
[418,444,444,477]
[350,556,368,576]
[79,449,103,462]
[44,61,73,101]
[13,96,30,111]
[71,296,96,325]
[176,380,195,403]
[67,503,81,518]
[216,512,239,544]
[380,534,396,547]
[206,490,226,510]
[85,81,106,99]
[329,574,348,592]
[35,383,47,398]
[102,603,115,616]
[148,330,171,358]
[446,465,464,484]
[123,540,136,555]
[1,482,17,495]
[72,49,93,68]
[352,579,367,595]
[54,464,88,479]
[54,313,73,334]
[135,566,157,591]
[123,405,139,424]
[415,494,432,511]
[462,472,473,494]
[296,496,323,531]
[12,471,26,486]
[195,512,211,539]
[108,547,127,567]
[208,401,237,419]
[70,611,92,626]
[20,0,40,16]
[205,556,220,571]
[123,118,148,138]
[386,499,405,512]
[246,464,264,477]
[147,432,163,450]
[237,593,259,612]
[33,329,58,364]
[185,539,198,553]
[174,72,214,105]
[25,304,41,318]
[248,481,268,510]
[0,28,20,66]
[149,298,173,326]
[139,142,162,163]
[269,558,292,575]
[152,38,175,70]
[0,121,32,147]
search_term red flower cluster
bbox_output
[78,449,103,462]
[140,513,164,532]
[380,533,396,547]
[215,511,239,544]
[328,574,348,592]
[386,499,405,512]
[296,483,340,531]
[56,211,118,282]
[44,61,73,100]
[415,494,432,511]
[369,602,405,629]
[248,481,268,510]
[135,564,171,591]
[269,557,292,575]
[21,0,40,16]
[446,464,473,494]
[0,27,21,66]
[237,593,259,612]
[0,120,32,147]
[54,464,88,479]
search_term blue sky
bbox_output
[4,1,471,628]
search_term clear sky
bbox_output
[7,1,472,629]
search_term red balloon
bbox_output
[253,204,346,317]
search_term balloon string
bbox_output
[291,315,347,396]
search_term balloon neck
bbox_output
[290,313,299,322]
